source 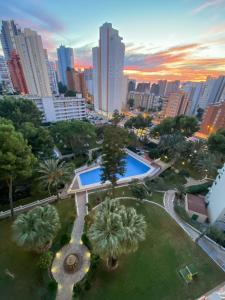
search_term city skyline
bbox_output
[0,0,225,81]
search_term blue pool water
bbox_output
[79,154,150,186]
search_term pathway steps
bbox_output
[52,191,90,300]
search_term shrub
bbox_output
[81,233,92,250]
[130,184,147,200]
[73,283,82,297]
[60,233,70,246]
[207,226,225,247]
[185,182,212,195]
[179,169,190,177]
[38,251,53,270]
[48,280,58,291]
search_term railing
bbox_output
[0,195,60,219]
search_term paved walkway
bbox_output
[52,191,90,300]
[184,177,209,187]
[164,190,225,272]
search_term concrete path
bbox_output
[52,191,90,300]
[184,177,209,187]
[164,190,225,272]
[198,281,225,299]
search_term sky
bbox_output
[0,0,225,82]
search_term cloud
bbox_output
[191,0,225,14]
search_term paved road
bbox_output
[52,191,90,300]
[164,190,225,272]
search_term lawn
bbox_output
[0,197,75,300]
[80,199,224,300]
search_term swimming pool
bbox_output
[79,154,151,186]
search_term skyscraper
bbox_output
[92,22,125,115]
[128,79,136,93]
[158,80,167,96]
[136,82,150,93]
[164,80,180,96]
[198,76,216,109]
[15,28,51,97]
[7,50,28,94]
[164,91,189,117]
[57,45,74,86]
[0,55,14,93]
[0,20,21,60]
[44,50,59,95]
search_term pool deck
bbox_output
[68,150,161,194]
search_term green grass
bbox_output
[147,192,164,205]
[0,197,75,300]
[80,199,224,300]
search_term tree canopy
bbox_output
[125,114,152,131]
[208,129,225,155]
[51,120,96,156]
[0,118,36,216]
[152,116,199,137]
[0,96,42,128]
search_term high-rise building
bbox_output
[15,28,51,97]
[182,82,204,116]
[0,55,14,93]
[57,45,74,86]
[84,68,93,95]
[7,50,28,94]
[136,82,150,93]
[164,91,189,117]
[128,91,162,111]
[200,101,225,136]
[164,80,180,96]
[206,163,225,229]
[158,80,167,96]
[209,76,225,104]
[128,79,136,93]
[198,76,217,109]
[92,22,125,115]
[0,20,21,60]
[44,50,59,95]
[150,83,160,95]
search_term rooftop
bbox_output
[186,193,208,216]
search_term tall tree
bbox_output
[0,96,42,128]
[88,199,146,269]
[111,109,123,126]
[38,159,70,200]
[51,120,96,156]
[13,205,60,252]
[158,133,187,161]
[0,118,35,216]
[195,152,222,178]
[101,126,129,187]
[125,114,152,137]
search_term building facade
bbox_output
[7,50,28,94]
[57,45,74,86]
[0,20,21,60]
[206,163,225,229]
[92,23,125,115]
[15,28,51,97]
[164,91,189,117]
[128,91,163,111]
[200,101,225,135]
[28,94,86,122]
[164,80,180,97]
[0,55,14,93]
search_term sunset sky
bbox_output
[0,0,225,82]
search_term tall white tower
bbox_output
[206,163,225,229]
[92,23,125,115]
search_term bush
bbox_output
[185,182,212,195]
[81,233,92,250]
[48,280,58,291]
[207,226,225,247]
[73,283,82,297]
[179,169,190,177]
[38,251,53,270]
[60,233,70,246]
[130,184,147,200]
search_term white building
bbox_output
[28,94,86,122]
[84,68,93,95]
[15,28,52,97]
[92,23,125,115]
[0,55,14,93]
[44,50,59,95]
[206,163,225,229]
[198,76,217,110]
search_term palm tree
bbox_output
[159,134,186,161]
[38,159,70,200]
[88,199,146,269]
[12,205,60,252]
